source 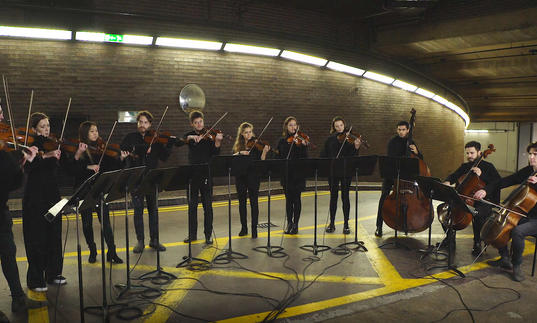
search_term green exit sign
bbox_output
[104,34,124,42]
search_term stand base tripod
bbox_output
[176,256,211,270]
[213,249,248,264]
[338,240,367,252]
[137,268,177,285]
[252,245,286,258]
[426,228,465,278]
[300,244,331,255]
[114,282,152,299]
[379,231,411,250]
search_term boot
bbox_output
[133,240,145,254]
[88,243,97,263]
[149,239,166,251]
[290,223,298,235]
[106,247,124,264]
[487,256,513,270]
[325,223,335,233]
[251,226,258,239]
[284,222,293,234]
[12,295,44,312]
[238,226,248,236]
[343,222,351,235]
[205,234,213,245]
[471,242,482,257]
[512,264,525,282]
[183,236,197,243]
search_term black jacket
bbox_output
[321,133,359,159]
[387,135,423,159]
[120,132,171,169]
[0,150,24,211]
[70,147,123,190]
[445,160,501,207]
[276,137,308,190]
[180,130,221,165]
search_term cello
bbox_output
[381,108,433,234]
[437,144,496,230]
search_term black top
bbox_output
[321,133,359,159]
[485,165,537,218]
[232,146,263,177]
[120,132,171,169]
[445,160,501,206]
[181,130,221,165]
[387,135,423,159]
[70,146,124,189]
[276,137,309,190]
[0,150,24,211]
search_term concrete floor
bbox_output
[2,190,537,323]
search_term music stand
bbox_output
[337,155,378,252]
[211,155,249,264]
[80,170,126,322]
[105,166,147,299]
[297,158,332,255]
[378,156,420,249]
[416,176,472,278]
[169,164,212,268]
[252,159,286,258]
[135,167,179,283]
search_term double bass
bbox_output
[437,144,496,230]
[381,108,433,234]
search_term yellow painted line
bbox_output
[359,222,402,281]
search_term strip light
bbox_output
[415,88,435,98]
[326,61,365,76]
[76,32,153,45]
[155,37,222,50]
[0,26,71,40]
[280,50,327,67]
[224,43,280,56]
[393,80,417,92]
[363,71,394,84]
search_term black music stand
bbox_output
[378,156,420,249]
[212,155,249,264]
[252,159,286,258]
[45,172,99,323]
[80,170,126,322]
[416,176,472,278]
[106,166,147,299]
[171,164,212,268]
[136,167,179,283]
[337,155,378,252]
[298,158,332,255]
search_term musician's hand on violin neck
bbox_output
[474,189,486,200]
[527,175,537,184]
[43,149,61,160]
[409,144,418,154]
[471,167,482,176]
[22,146,38,163]
[120,150,129,161]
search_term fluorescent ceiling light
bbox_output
[326,61,365,76]
[121,35,153,45]
[155,37,222,50]
[393,80,417,92]
[432,95,449,105]
[76,32,153,45]
[280,50,327,66]
[363,71,394,84]
[0,26,71,40]
[465,129,489,133]
[415,88,435,98]
[76,31,105,42]
[224,43,280,56]
[444,101,470,128]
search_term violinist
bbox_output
[179,110,223,245]
[120,110,174,253]
[232,122,270,238]
[23,112,67,290]
[375,120,422,237]
[441,141,500,256]
[71,121,128,263]
[276,116,309,235]
[321,117,361,234]
[474,142,537,282]
[0,106,42,314]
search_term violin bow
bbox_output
[199,111,228,140]
[146,105,169,154]
[247,116,273,152]
[458,193,528,218]
[2,75,18,150]
[24,90,34,146]
[97,120,118,168]
[336,125,353,159]
[286,125,300,160]
[57,97,72,150]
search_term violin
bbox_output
[336,129,370,148]
[83,137,122,159]
[144,130,179,146]
[246,137,271,152]
[437,144,496,230]
[287,130,311,146]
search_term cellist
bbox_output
[375,120,422,237]
[474,142,537,282]
[441,141,500,256]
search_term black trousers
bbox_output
[0,208,24,298]
[22,200,63,289]
[498,217,537,265]
[235,174,259,230]
[284,185,302,226]
[132,193,159,242]
[328,176,352,224]
[376,179,393,228]
[441,205,490,244]
[81,204,116,251]
[187,177,214,238]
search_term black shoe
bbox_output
[487,257,513,270]
[205,235,213,245]
[374,227,382,237]
[325,224,335,233]
[149,239,166,251]
[88,243,97,263]
[284,223,293,234]
[0,310,9,323]
[290,224,298,235]
[47,275,66,285]
[238,227,248,236]
[252,228,258,239]
[183,236,197,243]
[106,250,124,264]
[12,295,44,312]
[471,242,482,257]
[133,240,145,254]
[513,265,525,282]
[343,225,351,235]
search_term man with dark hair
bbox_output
[179,110,223,244]
[475,142,537,282]
[441,141,500,256]
[120,110,175,253]
[375,120,423,237]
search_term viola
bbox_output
[246,137,271,152]
[337,129,370,149]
